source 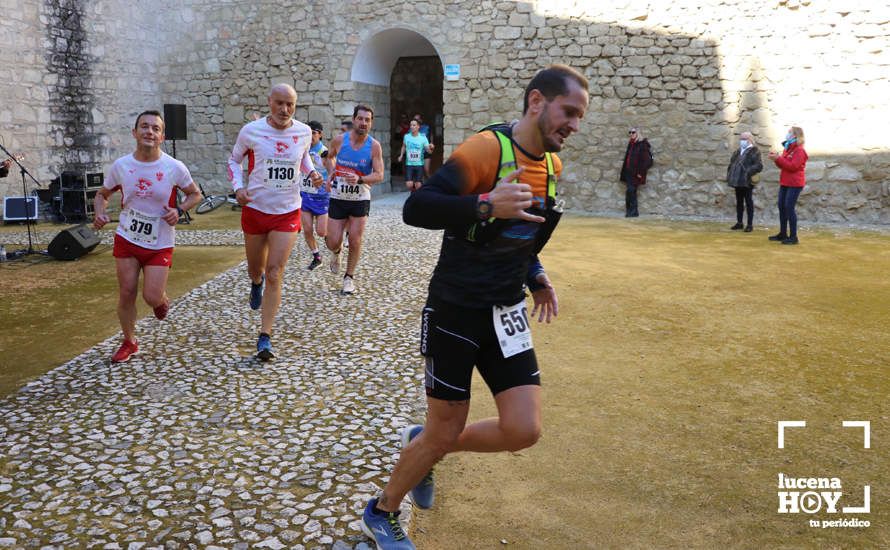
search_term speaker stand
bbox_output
[0,142,47,260]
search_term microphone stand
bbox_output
[0,142,46,259]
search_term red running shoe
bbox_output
[111,340,139,363]
[153,299,169,320]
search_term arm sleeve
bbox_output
[402,133,498,229]
[175,161,194,189]
[299,142,315,175]
[526,255,546,291]
[774,149,806,172]
[750,150,763,174]
[227,127,249,191]
[402,165,479,229]
[103,163,118,190]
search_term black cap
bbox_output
[308,120,323,132]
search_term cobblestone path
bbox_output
[0,195,439,549]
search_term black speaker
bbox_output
[48,224,101,261]
[163,104,187,141]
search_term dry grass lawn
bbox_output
[1,210,888,548]
[412,217,889,549]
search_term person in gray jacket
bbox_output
[726,131,763,232]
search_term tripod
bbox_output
[0,142,46,259]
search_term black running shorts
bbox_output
[405,165,424,182]
[328,198,371,220]
[420,294,540,401]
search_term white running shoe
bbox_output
[342,275,356,295]
[329,249,341,274]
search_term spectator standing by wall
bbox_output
[726,131,763,232]
[768,126,808,245]
[619,127,653,217]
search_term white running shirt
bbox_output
[227,118,316,215]
[104,152,193,250]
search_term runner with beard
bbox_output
[360,65,589,549]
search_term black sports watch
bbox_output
[358,176,364,185]
[476,193,492,220]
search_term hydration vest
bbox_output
[467,124,559,243]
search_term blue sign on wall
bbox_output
[444,64,460,81]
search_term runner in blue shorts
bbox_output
[300,121,330,270]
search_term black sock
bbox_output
[260,332,270,338]
[373,504,397,516]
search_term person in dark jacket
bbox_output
[726,131,763,232]
[0,158,11,178]
[768,126,808,245]
[619,127,653,217]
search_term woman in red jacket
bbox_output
[767,126,808,245]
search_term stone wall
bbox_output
[0,0,168,199]
[390,56,445,175]
[2,0,888,224]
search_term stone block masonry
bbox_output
[1,1,888,225]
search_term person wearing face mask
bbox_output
[619,127,653,217]
[726,131,763,232]
[767,126,808,245]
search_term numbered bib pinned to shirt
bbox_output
[301,174,318,194]
[493,302,533,358]
[407,149,422,163]
[263,158,298,191]
[124,207,160,246]
[333,175,369,200]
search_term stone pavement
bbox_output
[0,195,439,549]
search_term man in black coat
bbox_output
[619,127,653,217]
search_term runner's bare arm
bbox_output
[93,186,115,230]
[363,140,385,185]
[178,182,203,212]
[323,134,341,192]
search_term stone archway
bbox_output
[350,28,443,193]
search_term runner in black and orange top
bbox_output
[93,110,203,363]
[361,65,590,549]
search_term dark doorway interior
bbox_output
[390,56,443,190]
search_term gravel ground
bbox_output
[0,195,440,549]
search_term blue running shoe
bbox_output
[249,275,264,310]
[361,498,415,550]
[256,333,274,361]
[402,424,434,509]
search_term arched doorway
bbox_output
[350,28,443,193]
